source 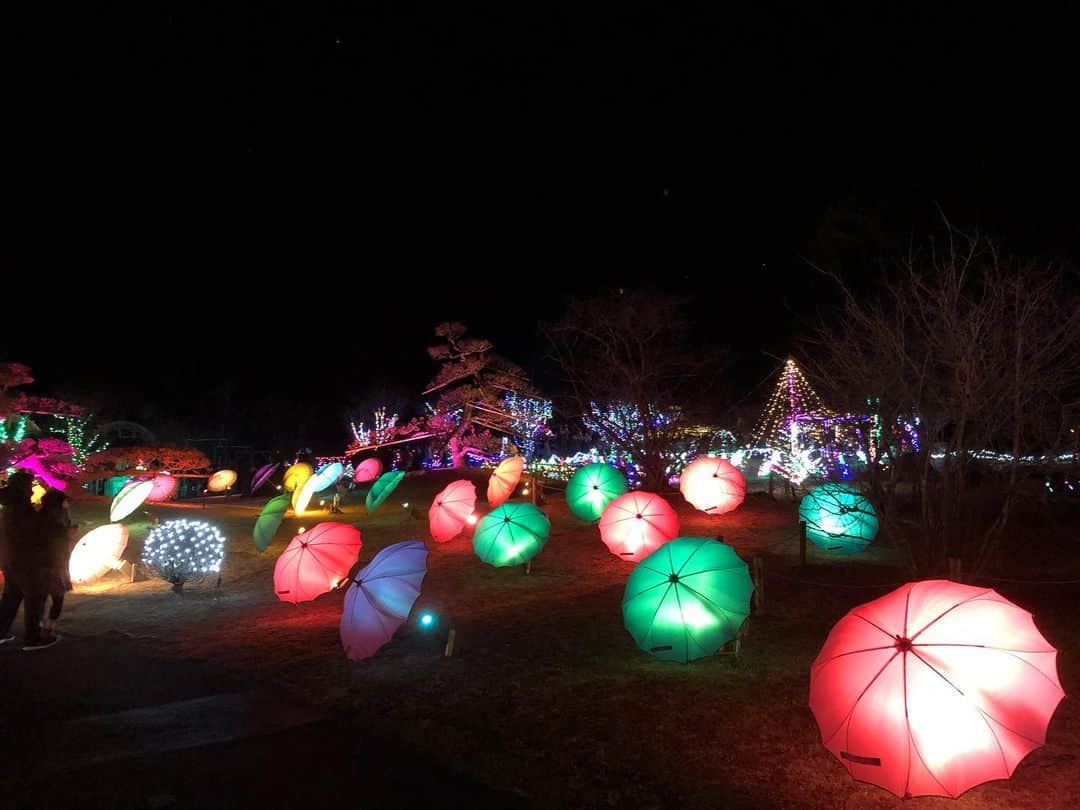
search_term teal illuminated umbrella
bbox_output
[473,503,550,567]
[253,494,290,552]
[366,470,405,513]
[622,537,753,663]
[565,463,628,522]
[798,482,878,555]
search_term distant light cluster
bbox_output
[141,519,225,589]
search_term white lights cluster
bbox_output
[141,518,226,589]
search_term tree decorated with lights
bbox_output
[751,359,829,452]
[423,322,538,468]
[50,414,108,471]
[504,392,552,459]
[141,518,226,593]
[83,446,211,478]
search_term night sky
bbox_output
[6,4,1080,451]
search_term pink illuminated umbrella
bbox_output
[598,491,679,561]
[144,474,179,502]
[251,462,280,494]
[810,580,1064,798]
[340,540,428,661]
[353,457,382,483]
[273,522,362,604]
[679,456,746,515]
[487,456,525,507]
[428,480,477,543]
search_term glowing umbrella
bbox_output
[69,524,129,584]
[622,537,752,663]
[810,580,1064,798]
[799,482,878,554]
[353,457,382,483]
[428,479,477,543]
[340,540,428,661]
[679,456,746,515]
[566,463,628,522]
[311,462,344,491]
[251,462,280,494]
[292,474,321,514]
[283,462,313,492]
[473,502,550,567]
[487,456,525,508]
[598,491,679,561]
[110,479,155,522]
[366,470,405,513]
[144,474,179,502]
[207,469,238,493]
[273,522,362,604]
[253,494,290,552]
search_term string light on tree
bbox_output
[52,414,108,470]
[503,392,552,460]
[751,359,828,451]
[0,415,29,444]
[141,519,226,593]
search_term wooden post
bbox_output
[530,475,537,506]
[799,520,808,568]
[752,556,766,614]
[443,627,456,658]
[768,472,775,497]
[525,560,532,576]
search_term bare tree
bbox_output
[807,223,1080,575]
[546,290,710,490]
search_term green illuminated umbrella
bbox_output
[622,536,753,663]
[565,463,628,522]
[366,470,406,513]
[798,482,878,555]
[473,503,551,567]
[253,494,290,552]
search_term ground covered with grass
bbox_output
[2,470,1078,808]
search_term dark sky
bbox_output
[6,4,1080,451]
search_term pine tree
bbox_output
[751,359,828,451]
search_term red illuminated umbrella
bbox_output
[598,491,679,561]
[809,580,1064,798]
[679,456,746,515]
[353,457,382,483]
[428,479,477,543]
[487,456,525,508]
[273,522,362,604]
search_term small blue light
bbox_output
[419,612,435,628]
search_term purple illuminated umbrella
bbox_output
[339,540,428,662]
[251,462,280,494]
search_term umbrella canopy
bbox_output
[292,473,321,514]
[273,522,362,604]
[207,469,238,492]
[473,502,550,567]
[69,524,129,583]
[312,462,344,491]
[340,540,428,661]
[110,479,155,523]
[809,580,1064,798]
[428,479,477,542]
[566,463,628,522]
[366,470,405,513]
[282,462,313,492]
[253,494,290,552]
[679,456,746,515]
[622,537,752,663]
[486,456,525,507]
[251,462,280,494]
[144,474,178,502]
[598,491,679,561]
[799,483,878,554]
[353,457,382,483]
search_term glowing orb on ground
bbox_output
[110,479,155,522]
[69,524,129,583]
[622,537,752,663]
[207,469,238,492]
[487,456,525,508]
[679,456,746,515]
[799,483,878,554]
[810,579,1064,798]
[283,463,313,492]
[565,463,628,522]
[598,491,679,561]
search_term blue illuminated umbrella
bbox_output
[340,540,429,661]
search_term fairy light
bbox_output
[141,519,226,591]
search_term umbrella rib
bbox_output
[822,650,899,747]
[359,584,397,639]
[908,591,994,642]
[625,580,674,601]
[678,565,747,578]
[902,584,912,639]
[851,612,895,641]
[815,645,897,666]
[675,538,708,576]
[641,582,675,648]
[672,584,692,662]
[915,643,1056,654]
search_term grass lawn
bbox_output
[3,469,1078,808]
